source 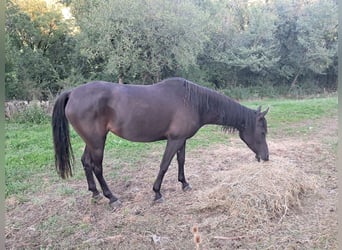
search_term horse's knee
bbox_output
[92,165,104,177]
[177,155,185,163]
[81,152,92,168]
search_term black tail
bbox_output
[52,91,74,179]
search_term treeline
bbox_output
[5,0,338,100]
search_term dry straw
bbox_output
[192,162,319,225]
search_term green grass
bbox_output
[5,96,337,198]
[243,96,337,136]
[5,123,54,197]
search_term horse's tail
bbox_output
[52,90,74,179]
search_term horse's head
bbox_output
[239,106,269,162]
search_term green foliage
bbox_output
[222,81,332,100]
[72,0,209,83]
[222,84,279,100]
[200,0,337,89]
[198,0,280,88]
[5,0,338,100]
[9,104,50,124]
[5,0,78,100]
[273,0,337,88]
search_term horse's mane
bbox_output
[182,79,256,131]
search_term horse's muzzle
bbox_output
[256,154,269,162]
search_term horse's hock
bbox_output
[5,100,53,118]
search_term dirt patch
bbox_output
[5,116,337,249]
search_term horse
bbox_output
[52,77,269,209]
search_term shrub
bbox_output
[10,104,50,124]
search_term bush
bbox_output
[222,84,280,100]
[10,104,50,124]
[221,82,333,100]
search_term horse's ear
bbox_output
[256,105,262,113]
[260,107,269,117]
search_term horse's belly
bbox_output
[108,113,171,142]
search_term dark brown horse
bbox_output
[52,77,269,208]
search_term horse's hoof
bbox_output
[153,196,164,204]
[109,200,122,211]
[91,194,103,204]
[183,184,192,192]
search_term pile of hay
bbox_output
[192,163,319,224]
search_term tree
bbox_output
[273,0,337,89]
[198,0,279,88]
[71,0,209,83]
[5,0,77,100]
[5,0,338,100]
[296,0,338,87]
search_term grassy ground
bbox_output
[5,95,338,249]
[5,96,337,197]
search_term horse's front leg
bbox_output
[177,141,191,191]
[153,139,186,202]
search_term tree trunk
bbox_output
[118,76,124,84]
[290,71,300,89]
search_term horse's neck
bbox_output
[184,82,253,130]
[200,96,251,130]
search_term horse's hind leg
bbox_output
[92,153,121,209]
[82,142,120,208]
[81,146,101,201]
[177,142,191,192]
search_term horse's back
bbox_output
[65,79,200,143]
[67,77,188,103]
